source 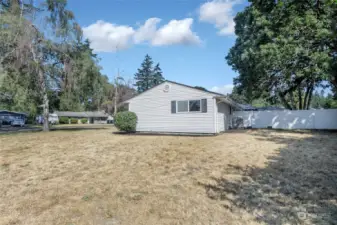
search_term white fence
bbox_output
[232,109,337,130]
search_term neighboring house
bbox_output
[54,111,109,124]
[237,104,258,111]
[123,80,240,134]
[237,104,285,111]
[0,110,27,124]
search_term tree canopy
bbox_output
[226,0,337,110]
[0,0,136,130]
[134,54,165,93]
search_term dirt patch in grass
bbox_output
[0,128,336,225]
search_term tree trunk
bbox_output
[289,91,296,110]
[39,68,50,131]
[279,93,292,110]
[298,86,303,110]
[31,43,49,132]
[303,85,310,110]
[306,85,314,110]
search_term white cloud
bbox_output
[211,84,234,94]
[151,18,201,46]
[133,18,161,44]
[83,20,135,52]
[83,18,200,52]
[199,0,239,36]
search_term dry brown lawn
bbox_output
[0,127,336,225]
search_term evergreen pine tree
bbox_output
[134,54,154,93]
[152,63,164,86]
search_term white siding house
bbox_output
[124,81,238,134]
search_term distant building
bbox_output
[54,111,109,124]
[0,110,28,124]
[236,104,285,111]
[237,104,258,111]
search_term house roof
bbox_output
[257,106,285,111]
[165,80,226,97]
[0,110,28,116]
[85,111,109,117]
[54,111,108,118]
[124,80,230,104]
[237,104,258,111]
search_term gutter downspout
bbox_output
[213,97,217,134]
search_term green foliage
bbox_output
[134,55,165,93]
[152,63,164,86]
[81,118,88,124]
[311,91,337,109]
[114,111,138,132]
[194,86,208,92]
[227,0,337,110]
[59,117,69,124]
[26,116,35,125]
[0,1,106,131]
[70,118,78,124]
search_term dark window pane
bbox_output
[189,100,201,112]
[201,99,207,113]
[171,101,176,113]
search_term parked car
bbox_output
[49,113,59,125]
[11,118,25,127]
[2,119,12,125]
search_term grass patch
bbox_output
[0,127,336,225]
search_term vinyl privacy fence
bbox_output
[232,109,337,130]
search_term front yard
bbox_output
[0,127,336,225]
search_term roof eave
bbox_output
[215,96,242,109]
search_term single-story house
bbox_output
[0,110,28,124]
[54,111,109,124]
[123,80,240,134]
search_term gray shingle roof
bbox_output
[0,110,28,116]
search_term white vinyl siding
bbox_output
[127,82,216,133]
[217,102,231,132]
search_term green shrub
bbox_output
[70,118,78,124]
[26,116,35,124]
[59,117,69,124]
[81,118,88,124]
[114,111,137,132]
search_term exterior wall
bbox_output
[232,109,337,130]
[127,82,216,133]
[217,102,231,132]
[93,119,108,124]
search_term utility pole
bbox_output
[114,69,120,116]
[113,44,124,116]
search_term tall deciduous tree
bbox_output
[0,0,97,131]
[227,0,337,110]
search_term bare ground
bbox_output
[0,127,336,225]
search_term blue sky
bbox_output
[67,0,249,94]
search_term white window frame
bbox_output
[176,99,201,113]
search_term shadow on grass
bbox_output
[113,131,216,137]
[51,126,109,132]
[200,131,337,224]
[0,125,110,135]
